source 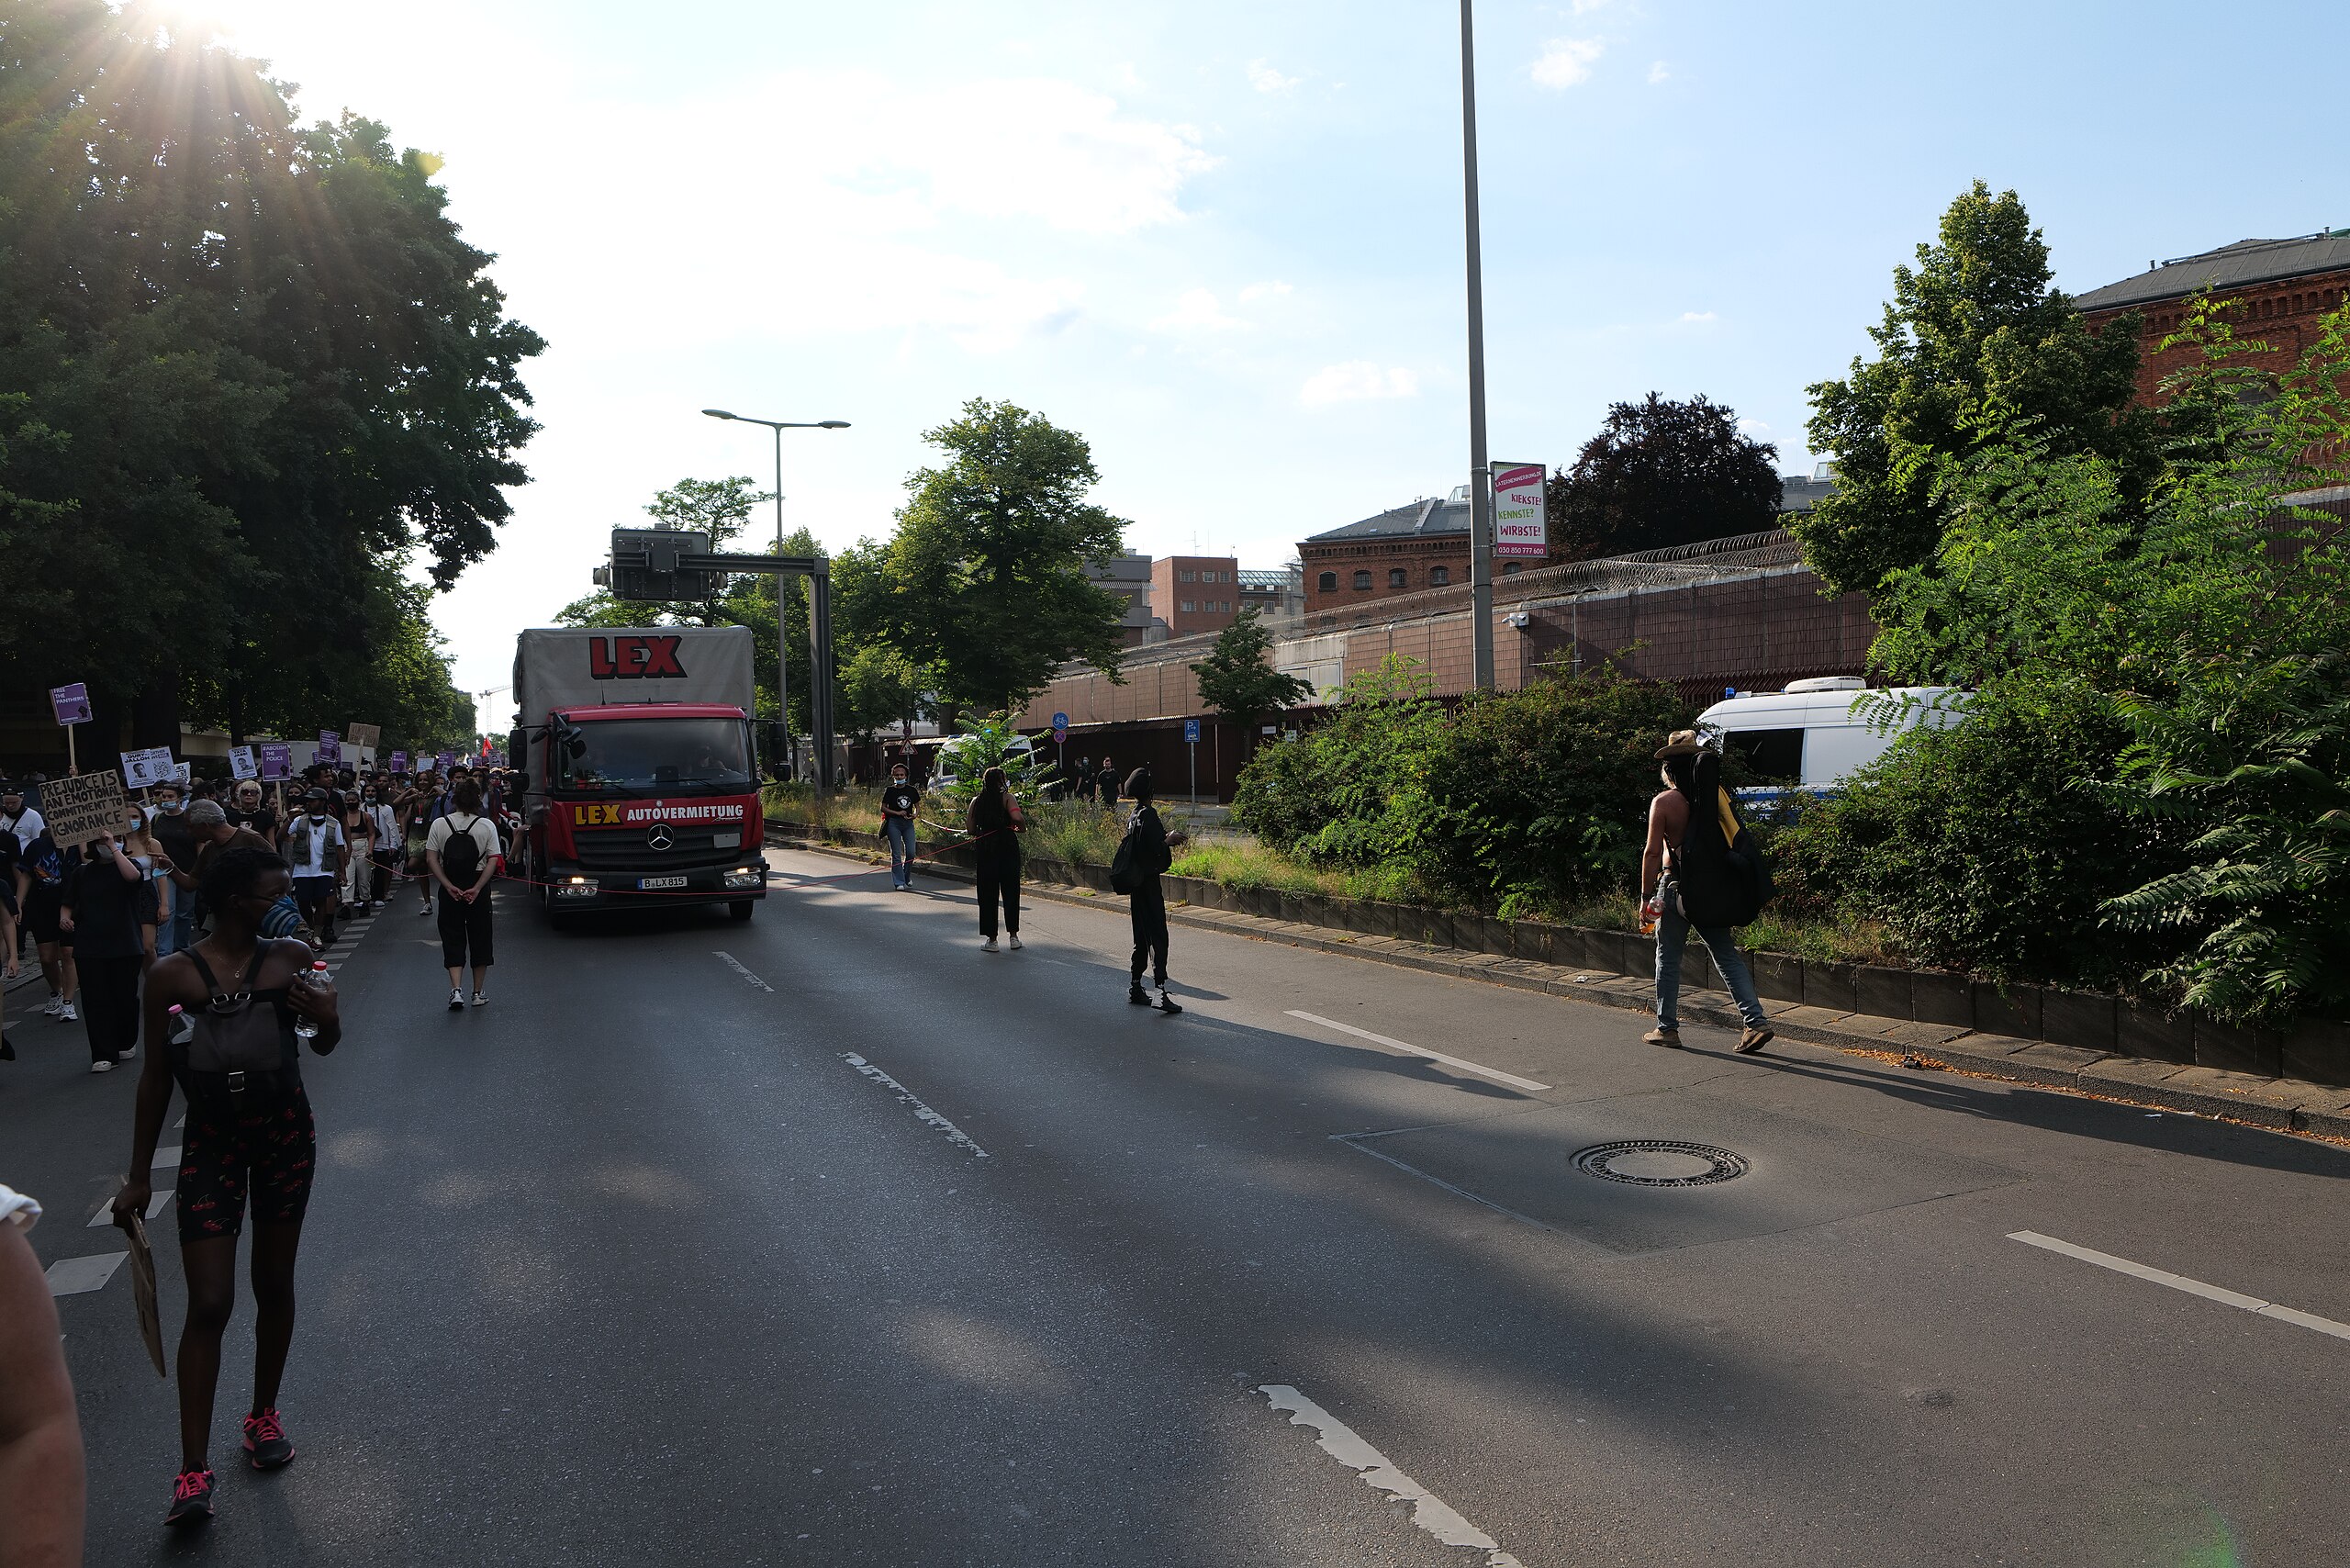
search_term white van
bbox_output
[1698,677,1968,793]
[927,733,1038,790]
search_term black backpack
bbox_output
[1109,807,1165,896]
[1671,751,1774,928]
[440,813,486,887]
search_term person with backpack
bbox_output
[1639,730,1774,1055]
[425,778,501,1009]
[111,846,342,1528]
[965,767,1024,952]
[1112,768,1186,1013]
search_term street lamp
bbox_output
[701,409,850,780]
[1457,1,1496,690]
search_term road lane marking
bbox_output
[1284,1011,1550,1092]
[713,951,773,991]
[841,1054,989,1159]
[45,1253,129,1296]
[1258,1384,1525,1568]
[2009,1230,2350,1342]
[152,1146,180,1168]
[86,1193,172,1227]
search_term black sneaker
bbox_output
[1158,991,1183,1015]
[242,1407,295,1470]
[165,1467,217,1528]
[1128,983,1152,1006]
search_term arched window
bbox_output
[1428,566,1449,586]
[1500,561,1520,577]
[1352,570,1372,590]
[1388,567,1408,588]
[1317,571,1337,592]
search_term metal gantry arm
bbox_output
[605,542,839,790]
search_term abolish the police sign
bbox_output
[1492,463,1548,558]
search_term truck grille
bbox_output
[571,827,744,873]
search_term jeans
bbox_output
[1654,877,1767,1031]
[883,816,917,887]
[157,896,196,958]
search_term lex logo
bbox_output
[570,803,623,826]
[588,634,687,680]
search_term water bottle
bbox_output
[294,961,330,1039]
[167,1003,195,1047]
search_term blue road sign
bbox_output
[1184,719,1201,744]
[1051,711,1069,729]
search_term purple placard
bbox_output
[390,750,408,772]
[315,737,341,765]
[49,683,92,725]
[436,750,457,771]
[258,742,293,782]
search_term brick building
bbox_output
[1147,554,1245,639]
[2076,230,2350,405]
[1299,487,1524,613]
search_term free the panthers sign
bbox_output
[588,634,687,680]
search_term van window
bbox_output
[1722,727,1802,781]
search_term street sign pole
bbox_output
[1183,718,1202,803]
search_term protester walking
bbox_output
[1639,731,1774,1054]
[1070,756,1091,803]
[62,819,159,1072]
[404,771,446,917]
[17,828,77,1024]
[337,791,372,913]
[1,782,47,852]
[879,762,922,890]
[363,786,399,914]
[281,790,347,948]
[223,781,277,849]
[1094,756,1120,807]
[113,846,341,1528]
[118,799,168,970]
[966,767,1024,951]
[1113,768,1186,1013]
[147,778,200,957]
[426,778,500,1009]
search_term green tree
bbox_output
[837,644,929,741]
[1791,181,2154,594]
[1545,393,1782,558]
[0,3,543,746]
[1190,610,1311,743]
[873,398,1132,713]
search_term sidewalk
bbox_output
[779,836,2350,1144]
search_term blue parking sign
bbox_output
[1184,719,1201,744]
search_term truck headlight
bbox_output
[722,866,763,890]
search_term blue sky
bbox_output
[188,0,2348,730]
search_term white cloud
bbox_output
[1153,287,1243,333]
[1680,310,1718,323]
[1647,61,1670,84]
[1247,59,1300,93]
[1531,38,1604,90]
[1238,280,1293,302]
[1300,362,1419,407]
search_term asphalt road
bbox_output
[9,844,2350,1565]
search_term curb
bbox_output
[772,834,2350,1144]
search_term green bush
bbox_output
[1234,655,1449,869]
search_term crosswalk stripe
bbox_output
[45,1253,128,1296]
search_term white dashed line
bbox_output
[1284,1011,1550,1093]
[45,1252,129,1296]
[152,1146,180,1169]
[87,1193,172,1227]
[713,951,773,991]
[840,1054,989,1159]
[2010,1230,2350,1342]
[1258,1384,1524,1567]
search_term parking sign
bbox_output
[1184,719,1201,744]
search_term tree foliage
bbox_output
[1545,393,1781,559]
[1792,181,2154,595]
[870,398,1132,714]
[0,2,543,745]
[1190,610,1311,730]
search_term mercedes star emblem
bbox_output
[647,823,674,851]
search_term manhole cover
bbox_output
[1571,1140,1750,1188]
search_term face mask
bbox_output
[154,799,183,814]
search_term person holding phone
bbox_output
[62,812,160,1071]
[966,767,1025,951]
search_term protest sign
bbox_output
[315,737,341,766]
[42,769,127,847]
[49,683,91,725]
[258,743,293,782]
[389,749,408,773]
[436,751,456,771]
[118,747,176,790]
[229,745,258,780]
[347,722,381,751]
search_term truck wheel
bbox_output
[728,900,755,922]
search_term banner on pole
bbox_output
[229,745,258,780]
[43,769,126,847]
[118,747,176,790]
[346,722,381,751]
[257,743,293,782]
[49,683,92,725]
[1492,463,1548,558]
[389,750,409,773]
[436,751,456,771]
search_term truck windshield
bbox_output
[553,717,754,792]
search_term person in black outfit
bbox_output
[878,763,922,891]
[1094,756,1119,808]
[114,846,341,1528]
[1070,756,1092,804]
[63,824,158,1070]
[1121,770,1187,1012]
[965,767,1025,952]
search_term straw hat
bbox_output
[1653,729,1707,759]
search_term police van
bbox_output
[1699,677,1968,800]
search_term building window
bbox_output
[1352,570,1372,590]
[1179,569,1195,583]
[1181,600,1195,613]
[1318,571,1337,592]
[1501,561,1521,576]
[1428,566,1449,587]
[1388,567,1408,588]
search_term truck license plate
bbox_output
[638,875,688,890]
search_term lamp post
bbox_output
[1458,0,1496,690]
[702,409,849,780]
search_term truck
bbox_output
[509,626,769,925]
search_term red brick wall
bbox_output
[2084,271,2350,407]
[1148,555,1242,638]
[1298,535,1546,612]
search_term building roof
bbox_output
[1237,568,1293,589]
[1778,474,1836,514]
[1305,492,1472,543]
[2075,231,2350,312]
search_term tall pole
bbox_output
[773,423,794,781]
[1459,0,1496,691]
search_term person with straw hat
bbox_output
[1638,730,1774,1054]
